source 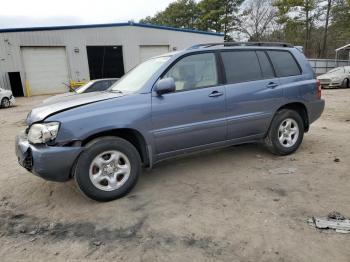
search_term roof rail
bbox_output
[188,42,294,49]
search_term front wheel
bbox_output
[264,109,304,156]
[1,97,10,108]
[342,78,349,89]
[74,137,141,202]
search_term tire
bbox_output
[342,78,349,89]
[1,97,10,108]
[264,109,304,156]
[74,137,141,202]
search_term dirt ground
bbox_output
[0,90,349,262]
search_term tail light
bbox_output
[316,79,321,99]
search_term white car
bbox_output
[0,87,15,108]
[43,78,119,104]
[317,66,350,89]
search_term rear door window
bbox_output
[221,51,262,84]
[256,51,275,79]
[267,51,301,77]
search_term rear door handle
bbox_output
[208,90,223,97]
[266,82,279,89]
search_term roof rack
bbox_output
[188,42,294,49]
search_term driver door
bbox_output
[151,52,227,157]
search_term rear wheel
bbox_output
[1,97,10,108]
[264,109,304,155]
[74,137,141,202]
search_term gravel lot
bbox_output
[0,90,350,261]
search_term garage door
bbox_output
[139,45,169,63]
[22,47,69,95]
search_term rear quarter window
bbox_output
[267,50,301,77]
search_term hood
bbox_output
[318,72,347,79]
[27,91,124,124]
[42,92,76,104]
[0,88,13,96]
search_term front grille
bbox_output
[319,79,330,85]
[23,149,33,171]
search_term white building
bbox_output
[0,22,223,96]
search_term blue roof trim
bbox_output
[0,21,224,36]
[132,23,224,36]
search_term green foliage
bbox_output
[140,0,199,29]
[140,0,350,58]
[140,0,244,40]
[197,0,244,39]
[273,0,319,56]
[330,0,350,42]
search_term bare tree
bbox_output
[235,0,277,41]
[321,0,333,57]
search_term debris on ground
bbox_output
[328,211,345,220]
[268,167,297,176]
[308,212,350,234]
[92,241,103,247]
[334,158,340,162]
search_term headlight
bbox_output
[28,122,60,144]
[331,77,341,83]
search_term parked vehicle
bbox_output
[15,42,325,202]
[0,87,15,108]
[317,66,350,88]
[43,78,119,103]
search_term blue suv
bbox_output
[15,42,325,201]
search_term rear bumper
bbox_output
[308,99,325,124]
[15,133,82,182]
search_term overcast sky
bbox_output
[0,0,175,29]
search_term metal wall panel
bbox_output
[139,45,169,62]
[22,47,69,95]
[0,25,222,95]
[308,59,350,75]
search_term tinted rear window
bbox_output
[221,51,262,84]
[256,51,275,79]
[267,51,301,77]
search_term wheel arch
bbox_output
[1,96,10,107]
[275,102,309,132]
[81,128,150,167]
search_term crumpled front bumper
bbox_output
[15,133,83,182]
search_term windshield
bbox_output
[109,56,171,93]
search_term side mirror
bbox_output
[154,78,176,95]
